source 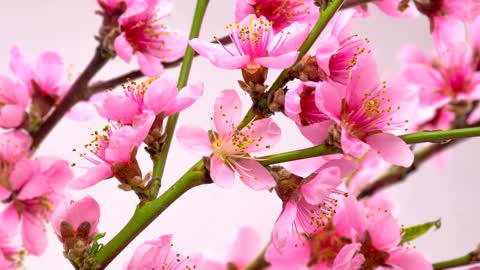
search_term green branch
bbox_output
[151,0,209,180]
[433,247,480,269]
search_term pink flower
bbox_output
[114,0,188,76]
[0,130,32,164]
[0,157,73,256]
[189,15,309,70]
[0,75,30,128]
[284,81,333,145]
[126,234,198,270]
[96,76,203,124]
[51,196,101,243]
[9,45,70,97]
[235,0,319,32]
[315,10,372,85]
[271,159,356,250]
[70,112,155,189]
[372,0,419,18]
[316,54,417,167]
[414,0,480,25]
[97,0,147,20]
[177,89,280,190]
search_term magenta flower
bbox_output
[271,159,356,250]
[333,197,432,270]
[126,234,198,270]
[70,112,155,189]
[235,0,318,32]
[114,0,188,76]
[0,75,30,129]
[315,10,371,85]
[0,157,73,255]
[315,54,417,167]
[189,15,309,70]
[177,89,280,190]
[96,76,203,125]
[284,81,333,145]
[51,196,101,243]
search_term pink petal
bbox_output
[114,34,133,62]
[374,0,419,18]
[368,211,401,250]
[34,50,65,93]
[234,0,255,22]
[269,22,309,56]
[340,130,370,158]
[271,201,298,250]
[22,212,47,256]
[331,9,357,39]
[157,30,188,62]
[432,17,466,52]
[401,64,442,90]
[315,37,339,76]
[96,93,139,124]
[69,163,113,189]
[136,52,165,76]
[176,125,212,156]
[365,132,413,167]
[234,159,276,190]
[17,176,49,200]
[228,226,262,267]
[255,51,299,69]
[51,196,100,239]
[298,120,333,145]
[9,46,33,86]
[36,157,73,192]
[1,204,20,234]
[210,156,235,188]
[0,185,9,202]
[67,101,98,121]
[345,53,380,105]
[469,16,480,48]
[105,126,138,163]
[332,243,365,270]
[189,39,250,69]
[164,82,204,116]
[399,46,430,65]
[318,158,358,178]
[127,235,174,269]
[241,118,281,153]
[265,234,310,267]
[387,248,433,270]
[0,104,25,128]
[143,76,178,115]
[8,158,34,190]
[301,166,341,205]
[213,89,243,135]
[315,81,343,122]
[340,197,367,237]
[0,131,32,163]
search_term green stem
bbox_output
[433,251,480,269]
[244,247,270,270]
[266,0,345,96]
[92,161,208,269]
[151,0,209,179]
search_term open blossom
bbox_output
[315,54,417,167]
[271,159,356,250]
[0,155,72,255]
[126,234,197,270]
[413,0,480,25]
[190,15,308,70]
[51,196,101,244]
[177,89,280,190]
[96,76,203,125]
[114,0,188,76]
[235,0,318,32]
[0,75,29,128]
[333,197,432,270]
[315,10,371,85]
[69,112,154,189]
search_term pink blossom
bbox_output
[372,0,419,18]
[177,89,280,190]
[415,0,480,25]
[235,0,318,32]
[96,76,203,124]
[126,234,198,270]
[51,196,101,243]
[70,112,155,189]
[9,45,70,97]
[315,10,372,85]
[114,0,188,76]
[0,75,30,128]
[271,159,356,250]
[315,54,417,167]
[97,0,147,20]
[0,130,32,164]
[189,15,309,70]
[0,157,73,255]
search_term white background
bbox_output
[1,1,479,269]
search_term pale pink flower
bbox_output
[284,82,332,145]
[189,15,309,70]
[0,75,30,128]
[96,76,203,124]
[126,234,198,270]
[177,89,280,190]
[114,0,188,76]
[316,54,417,167]
[9,45,70,97]
[235,0,319,32]
[0,157,73,255]
[271,159,356,250]
[315,10,372,85]
[70,112,155,189]
[51,196,101,243]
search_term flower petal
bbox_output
[34,50,65,93]
[332,243,365,270]
[234,159,276,190]
[301,166,341,205]
[69,163,113,189]
[228,227,262,267]
[298,120,333,145]
[0,105,25,128]
[96,93,139,124]
[387,248,433,270]
[213,89,243,135]
[242,118,281,153]
[189,39,250,69]
[114,34,133,62]
[176,125,212,156]
[315,81,343,122]
[136,52,165,76]
[255,52,299,69]
[365,132,413,167]
[368,210,401,250]
[22,212,47,256]
[9,46,33,86]
[210,156,235,188]
[268,22,309,56]
[271,201,298,251]
[164,81,204,116]
[143,76,178,115]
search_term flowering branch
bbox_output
[30,46,111,150]
[432,245,480,269]
[244,247,270,270]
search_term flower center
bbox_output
[253,0,311,29]
[359,232,390,270]
[308,224,350,267]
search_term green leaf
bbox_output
[88,232,106,257]
[401,218,441,244]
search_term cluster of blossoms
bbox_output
[1,0,480,269]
